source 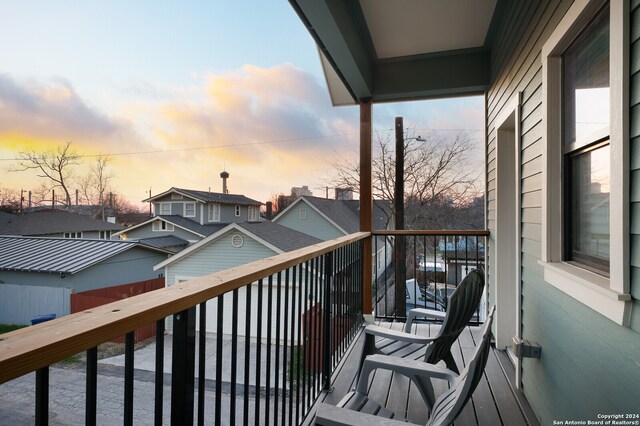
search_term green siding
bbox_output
[487,0,640,423]
[274,203,344,241]
[165,229,277,285]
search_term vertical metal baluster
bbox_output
[124,332,134,426]
[289,266,297,426]
[215,297,224,425]
[312,257,319,396]
[274,271,282,425]
[231,290,239,425]
[434,235,439,312]
[198,302,206,426]
[154,319,164,426]
[265,275,273,423]
[282,268,290,425]
[171,307,196,425]
[86,347,97,426]
[303,260,310,410]
[35,366,49,426]
[255,279,264,426]
[374,236,378,316]
[295,263,303,424]
[454,234,459,294]
[322,251,333,392]
[243,284,252,426]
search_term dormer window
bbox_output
[208,203,220,222]
[159,203,171,215]
[153,221,174,231]
[184,202,196,217]
[235,205,241,217]
[248,206,258,221]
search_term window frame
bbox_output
[153,221,174,232]
[159,202,171,216]
[234,205,241,217]
[540,0,631,325]
[299,207,307,220]
[184,202,196,218]
[208,203,221,222]
[248,205,258,222]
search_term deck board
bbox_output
[310,321,538,426]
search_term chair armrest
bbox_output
[315,403,411,426]
[404,308,446,332]
[356,354,458,394]
[364,324,435,344]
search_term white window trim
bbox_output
[235,205,241,217]
[208,203,221,222]
[248,206,258,221]
[299,207,307,220]
[159,202,171,216]
[184,202,196,218]
[153,221,174,232]
[540,0,631,325]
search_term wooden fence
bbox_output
[71,277,164,343]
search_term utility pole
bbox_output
[149,188,152,216]
[394,117,406,316]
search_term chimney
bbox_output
[220,171,230,194]
[266,201,273,220]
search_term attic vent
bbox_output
[171,193,183,200]
[231,234,244,248]
[299,207,307,220]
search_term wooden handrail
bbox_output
[372,230,490,236]
[0,232,370,384]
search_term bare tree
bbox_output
[12,142,79,206]
[0,187,21,213]
[79,155,112,219]
[331,131,482,230]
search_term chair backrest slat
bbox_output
[426,305,496,426]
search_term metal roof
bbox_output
[0,236,162,274]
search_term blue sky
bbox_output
[0,1,483,206]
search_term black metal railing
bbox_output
[0,233,367,425]
[372,230,489,322]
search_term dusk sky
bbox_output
[0,1,484,208]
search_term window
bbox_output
[541,0,630,325]
[248,206,258,221]
[562,6,610,274]
[299,207,307,220]
[171,193,183,200]
[153,221,174,231]
[64,232,82,238]
[208,203,220,222]
[99,230,111,239]
[159,203,171,215]
[184,202,196,217]
[235,205,241,217]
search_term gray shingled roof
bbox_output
[0,236,161,274]
[138,235,189,251]
[0,211,123,236]
[238,221,322,252]
[146,187,261,206]
[158,215,227,237]
[303,197,391,233]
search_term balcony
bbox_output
[0,230,536,425]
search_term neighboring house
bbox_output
[0,210,123,239]
[439,238,485,285]
[0,236,170,324]
[273,196,393,280]
[154,221,322,339]
[291,0,640,421]
[114,187,262,249]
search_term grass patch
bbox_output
[0,324,27,334]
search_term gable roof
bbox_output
[0,236,168,274]
[154,221,322,270]
[0,211,123,236]
[113,215,227,238]
[143,187,261,206]
[274,196,391,234]
[137,235,190,252]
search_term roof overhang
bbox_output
[290,0,503,105]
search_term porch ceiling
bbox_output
[290,0,502,105]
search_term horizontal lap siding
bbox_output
[487,0,640,422]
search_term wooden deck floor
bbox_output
[308,322,539,426]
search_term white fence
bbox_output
[0,284,71,325]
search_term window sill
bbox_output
[538,260,632,326]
